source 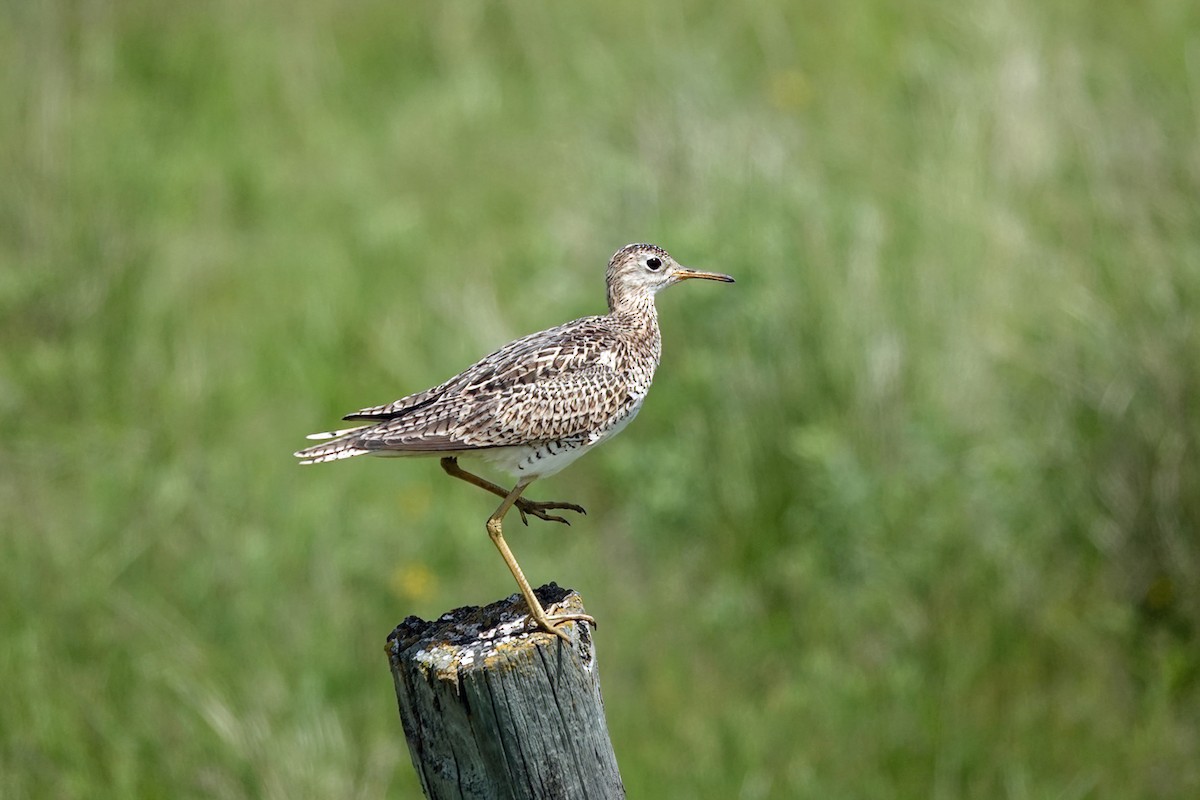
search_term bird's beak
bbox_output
[672,267,736,284]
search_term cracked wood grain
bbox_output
[387,585,624,800]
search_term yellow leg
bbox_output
[441,457,586,525]
[487,477,596,641]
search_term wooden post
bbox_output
[386,584,625,800]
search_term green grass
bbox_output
[3,1,1199,797]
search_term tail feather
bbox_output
[294,425,371,465]
[305,425,369,441]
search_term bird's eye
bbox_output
[646,257,662,271]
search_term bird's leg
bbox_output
[487,478,596,641]
[440,457,585,525]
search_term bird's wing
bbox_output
[341,316,608,422]
[349,318,637,452]
[342,386,442,421]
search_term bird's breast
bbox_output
[480,395,646,479]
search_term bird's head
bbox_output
[605,243,734,312]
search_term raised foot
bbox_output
[515,498,587,526]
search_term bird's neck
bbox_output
[608,286,658,323]
[607,282,657,316]
[607,289,662,360]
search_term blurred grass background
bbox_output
[3,0,1199,797]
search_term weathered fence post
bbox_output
[386,583,625,800]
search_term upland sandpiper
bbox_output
[295,243,734,639]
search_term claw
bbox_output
[529,612,597,641]
[513,497,585,525]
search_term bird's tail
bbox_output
[293,425,371,464]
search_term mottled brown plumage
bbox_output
[295,243,734,638]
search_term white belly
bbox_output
[478,398,645,479]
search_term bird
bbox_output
[295,243,734,640]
